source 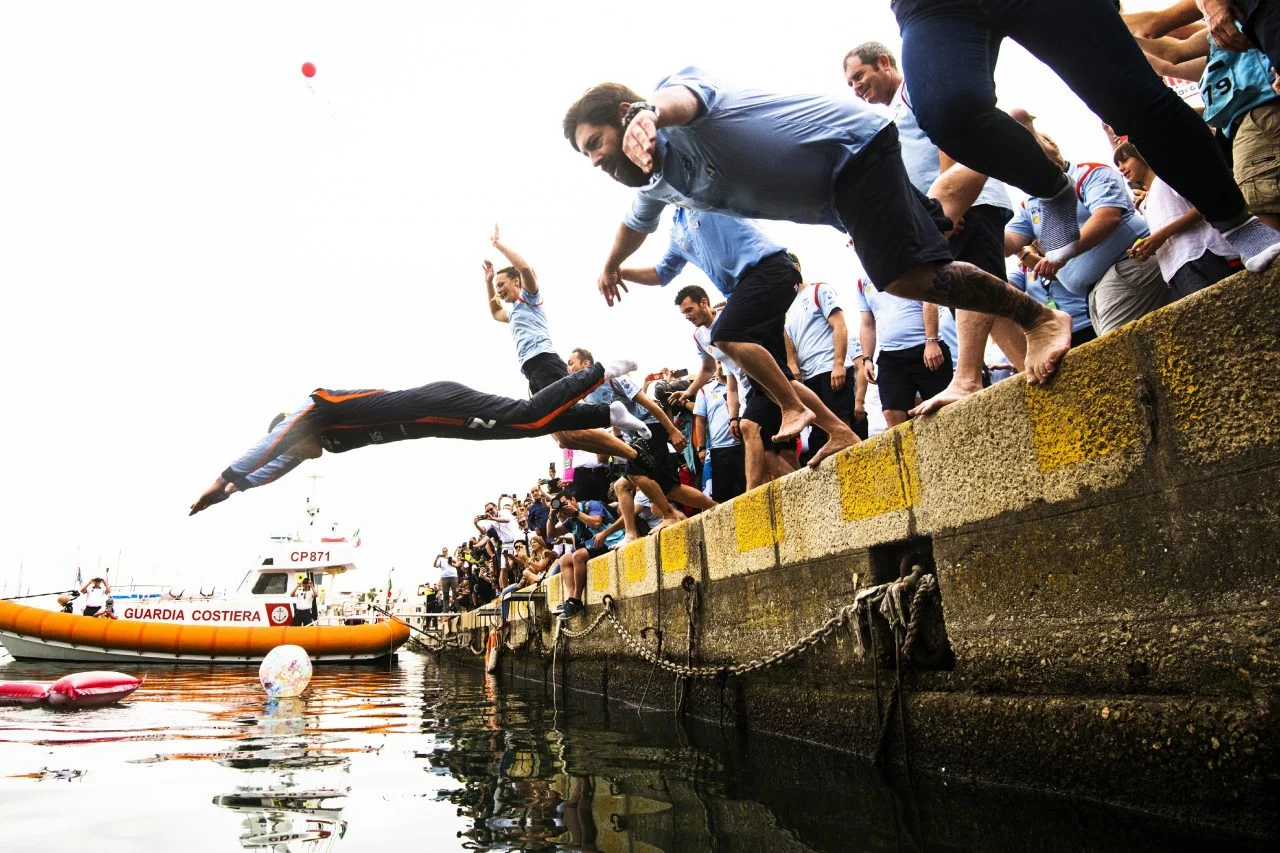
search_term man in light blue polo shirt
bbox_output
[618,207,857,472]
[784,274,860,463]
[563,68,1073,431]
[1004,131,1169,335]
[693,369,745,503]
[857,278,954,428]
[845,41,1026,417]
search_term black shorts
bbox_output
[81,605,102,617]
[708,251,801,372]
[877,343,954,412]
[522,351,569,394]
[708,443,747,503]
[1070,326,1097,349]
[802,372,855,428]
[742,388,790,452]
[835,124,954,288]
[949,204,1013,280]
[567,466,612,503]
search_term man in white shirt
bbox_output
[474,503,522,588]
[80,576,110,617]
[292,577,316,626]
[434,547,459,612]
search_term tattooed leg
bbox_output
[888,261,1072,388]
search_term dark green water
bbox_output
[0,651,1268,852]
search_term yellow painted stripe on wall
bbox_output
[734,485,781,552]
[1025,331,1145,472]
[589,556,611,592]
[660,523,688,574]
[623,539,648,584]
[837,428,919,521]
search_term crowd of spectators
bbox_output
[421,0,1279,622]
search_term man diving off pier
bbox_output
[188,359,651,515]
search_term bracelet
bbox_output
[622,101,659,128]
[924,337,942,344]
[729,417,741,422]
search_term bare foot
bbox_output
[909,378,983,416]
[623,533,640,544]
[774,406,816,443]
[1024,308,1072,385]
[660,509,687,526]
[807,427,859,468]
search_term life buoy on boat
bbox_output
[46,671,142,707]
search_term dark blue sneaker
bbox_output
[558,598,584,620]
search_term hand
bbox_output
[592,531,607,550]
[830,363,847,391]
[729,419,742,441]
[1128,234,1164,262]
[923,341,944,372]
[598,265,629,306]
[1033,256,1062,281]
[1132,187,1147,209]
[490,223,501,247]
[861,357,877,384]
[673,386,698,406]
[482,259,494,286]
[1272,67,1280,97]
[668,428,687,452]
[1202,0,1254,52]
[854,402,867,423]
[622,109,658,173]
[189,479,235,516]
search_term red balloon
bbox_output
[301,62,316,78]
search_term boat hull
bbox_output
[0,601,410,664]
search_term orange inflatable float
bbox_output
[0,600,410,664]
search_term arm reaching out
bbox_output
[490,224,540,296]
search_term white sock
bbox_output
[602,358,637,379]
[609,401,651,439]
[1223,216,1280,273]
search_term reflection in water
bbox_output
[213,788,347,851]
[0,654,1272,852]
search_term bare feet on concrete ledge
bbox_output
[1024,307,1073,385]
[774,406,816,444]
[807,427,859,469]
[658,510,686,528]
[909,378,984,417]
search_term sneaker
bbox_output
[1039,179,1081,261]
[624,433,660,475]
[558,598,584,620]
[609,401,652,439]
[602,358,638,380]
[1223,216,1280,273]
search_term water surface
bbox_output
[0,652,1268,852]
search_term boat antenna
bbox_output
[306,474,322,527]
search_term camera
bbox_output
[539,476,563,496]
[549,497,564,511]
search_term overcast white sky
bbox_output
[0,1,1168,594]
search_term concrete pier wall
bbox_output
[450,267,1280,835]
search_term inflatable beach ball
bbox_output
[258,644,313,698]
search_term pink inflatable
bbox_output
[46,671,142,707]
[0,680,53,705]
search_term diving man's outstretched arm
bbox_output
[190,403,314,516]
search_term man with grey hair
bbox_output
[845,40,1023,415]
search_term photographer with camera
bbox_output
[80,576,111,618]
[474,501,522,589]
[434,547,459,612]
[547,493,623,620]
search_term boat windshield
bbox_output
[251,573,289,595]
